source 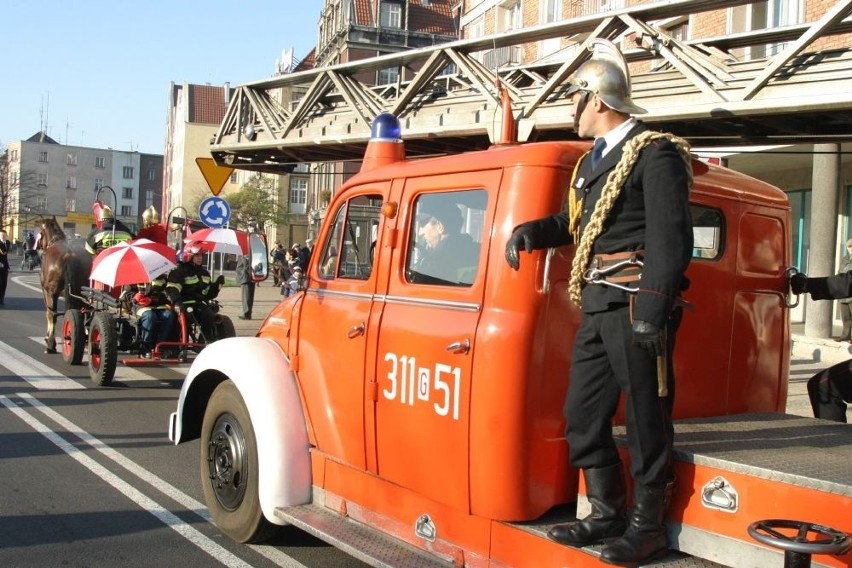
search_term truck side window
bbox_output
[406,189,486,286]
[319,194,382,280]
[691,205,724,260]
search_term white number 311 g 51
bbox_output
[382,352,461,420]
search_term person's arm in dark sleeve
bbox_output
[807,272,852,301]
[632,140,693,328]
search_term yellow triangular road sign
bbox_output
[196,157,234,196]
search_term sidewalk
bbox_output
[215,277,284,337]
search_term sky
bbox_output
[1,0,324,155]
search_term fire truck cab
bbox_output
[169,115,852,567]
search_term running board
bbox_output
[274,503,452,568]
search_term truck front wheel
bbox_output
[200,380,278,543]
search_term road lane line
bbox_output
[26,336,187,383]
[16,392,311,568]
[0,394,254,568]
[0,341,84,390]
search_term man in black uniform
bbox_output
[505,40,693,567]
[165,243,224,343]
[792,270,852,422]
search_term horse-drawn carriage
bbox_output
[61,285,236,385]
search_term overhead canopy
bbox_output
[210,0,852,172]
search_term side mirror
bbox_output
[248,232,269,282]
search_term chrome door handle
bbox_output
[446,338,470,354]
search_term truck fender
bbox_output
[169,337,311,520]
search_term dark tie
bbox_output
[591,138,606,169]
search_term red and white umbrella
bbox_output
[184,227,249,255]
[89,238,177,287]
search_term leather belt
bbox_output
[588,250,644,285]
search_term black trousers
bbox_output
[807,360,852,423]
[0,268,7,302]
[241,282,255,317]
[565,305,680,487]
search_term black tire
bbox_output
[61,309,86,365]
[216,315,237,340]
[200,380,278,543]
[88,312,118,386]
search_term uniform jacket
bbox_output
[85,220,135,254]
[129,276,172,316]
[235,255,253,285]
[166,262,220,305]
[808,270,852,302]
[137,224,168,246]
[522,122,693,327]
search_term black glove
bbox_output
[505,224,539,270]
[173,300,183,311]
[216,275,225,286]
[632,319,663,358]
[790,272,808,295]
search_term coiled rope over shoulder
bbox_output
[567,131,692,306]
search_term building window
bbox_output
[378,66,399,85]
[37,173,48,186]
[10,149,18,161]
[95,156,105,168]
[145,190,154,208]
[290,177,307,204]
[123,166,134,179]
[95,178,104,191]
[11,171,18,185]
[38,151,49,163]
[230,172,238,183]
[380,1,402,28]
[504,1,521,32]
[122,187,134,199]
[290,177,307,214]
[66,153,78,166]
[584,0,624,12]
[728,0,803,59]
[66,198,77,212]
[147,169,155,181]
[66,175,77,189]
[36,196,48,210]
[121,206,133,217]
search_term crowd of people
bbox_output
[271,239,312,297]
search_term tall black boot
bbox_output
[600,482,672,567]
[548,463,627,546]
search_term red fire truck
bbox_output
[168,109,851,566]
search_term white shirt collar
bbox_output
[596,117,637,158]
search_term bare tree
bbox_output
[0,145,45,240]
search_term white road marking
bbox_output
[0,394,255,568]
[11,274,45,292]
[25,336,187,383]
[0,341,84,390]
[11,391,311,567]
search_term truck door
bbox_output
[296,189,387,470]
[374,172,497,512]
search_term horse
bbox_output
[38,217,92,354]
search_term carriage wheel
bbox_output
[61,309,85,365]
[88,312,118,386]
[216,315,237,340]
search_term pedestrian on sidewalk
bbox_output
[792,266,852,422]
[235,253,255,320]
[0,229,10,305]
[836,238,852,341]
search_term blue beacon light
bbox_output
[370,113,402,142]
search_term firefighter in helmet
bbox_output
[85,205,135,255]
[504,39,693,566]
[165,243,224,343]
[137,205,168,246]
